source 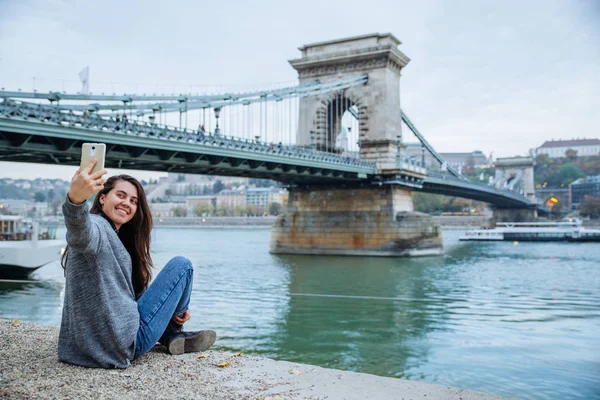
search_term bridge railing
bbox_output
[0,99,377,171]
[397,157,427,175]
[426,170,529,199]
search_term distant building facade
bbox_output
[0,199,50,216]
[536,138,600,159]
[404,143,489,169]
[149,202,184,217]
[570,175,600,207]
[167,173,247,185]
[245,188,271,209]
[404,143,433,166]
[245,188,287,209]
[185,195,217,211]
[269,188,287,206]
[441,151,489,169]
[216,188,246,210]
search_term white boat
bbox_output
[460,219,600,242]
[0,215,65,278]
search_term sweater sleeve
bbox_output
[62,196,101,254]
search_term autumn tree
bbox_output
[549,163,584,187]
[193,203,214,216]
[234,205,247,216]
[268,202,282,216]
[33,191,46,202]
[580,196,600,219]
[171,206,187,217]
[212,180,225,194]
[565,148,578,161]
[412,192,444,214]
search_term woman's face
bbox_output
[99,180,138,230]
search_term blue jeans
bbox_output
[133,256,193,359]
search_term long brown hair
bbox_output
[62,174,154,295]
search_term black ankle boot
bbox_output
[159,321,216,355]
[159,320,182,344]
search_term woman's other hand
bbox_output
[67,159,107,204]
[172,310,191,325]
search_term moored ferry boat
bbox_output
[460,219,600,242]
[0,215,65,278]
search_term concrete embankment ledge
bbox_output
[1,320,511,399]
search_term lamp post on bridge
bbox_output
[214,107,221,135]
[396,134,403,168]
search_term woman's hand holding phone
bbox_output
[67,159,107,204]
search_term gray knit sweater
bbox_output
[58,198,139,368]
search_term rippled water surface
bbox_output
[1,228,599,399]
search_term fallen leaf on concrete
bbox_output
[196,354,207,359]
[288,368,303,375]
[216,361,231,368]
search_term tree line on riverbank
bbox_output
[170,202,283,218]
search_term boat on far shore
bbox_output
[460,219,600,242]
[0,215,65,279]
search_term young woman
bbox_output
[59,160,216,368]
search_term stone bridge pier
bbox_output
[270,185,442,256]
[270,34,443,256]
[491,157,538,225]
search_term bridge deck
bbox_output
[0,96,534,208]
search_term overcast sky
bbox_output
[0,0,599,180]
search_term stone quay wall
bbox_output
[154,216,276,227]
[491,208,538,227]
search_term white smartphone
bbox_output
[80,143,106,175]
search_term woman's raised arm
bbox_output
[62,160,107,253]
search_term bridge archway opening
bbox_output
[505,175,516,187]
[317,93,360,154]
[544,196,560,210]
[340,105,360,155]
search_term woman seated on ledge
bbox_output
[59,159,216,368]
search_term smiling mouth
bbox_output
[116,208,129,216]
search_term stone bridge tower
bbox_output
[493,157,536,202]
[289,33,409,172]
[492,157,538,224]
[270,34,442,257]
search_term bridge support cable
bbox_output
[490,170,504,188]
[399,111,466,181]
[1,75,368,153]
[0,98,377,175]
[0,74,368,114]
[345,106,445,172]
[507,170,524,191]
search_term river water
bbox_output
[1,227,599,400]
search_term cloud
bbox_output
[0,0,599,178]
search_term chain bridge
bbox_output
[0,33,538,256]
